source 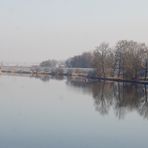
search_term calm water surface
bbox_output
[0,75,148,148]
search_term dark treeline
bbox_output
[65,40,148,80]
[40,59,58,68]
[65,52,93,68]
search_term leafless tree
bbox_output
[93,43,113,77]
[113,40,148,80]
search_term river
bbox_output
[0,74,148,148]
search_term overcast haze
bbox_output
[0,0,148,63]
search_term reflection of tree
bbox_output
[67,77,148,119]
[113,84,143,119]
[66,77,94,95]
[51,75,64,80]
[92,82,114,115]
[32,75,51,82]
[138,85,148,119]
[32,75,64,82]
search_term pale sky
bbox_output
[0,0,148,64]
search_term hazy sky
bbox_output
[0,0,148,63]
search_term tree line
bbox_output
[40,40,148,80]
[65,40,148,80]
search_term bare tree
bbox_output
[93,43,113,77]
[113,40,148,80]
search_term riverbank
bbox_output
[1,69,148,85]
[87,76,148,85]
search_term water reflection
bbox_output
[31,74,64,81]
[1,74,148,148]
[66,77,148,119]
[32,74,51,82]
[6,73,148,119]
[2,73,65,82]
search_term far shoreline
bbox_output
[1,70,148,85]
